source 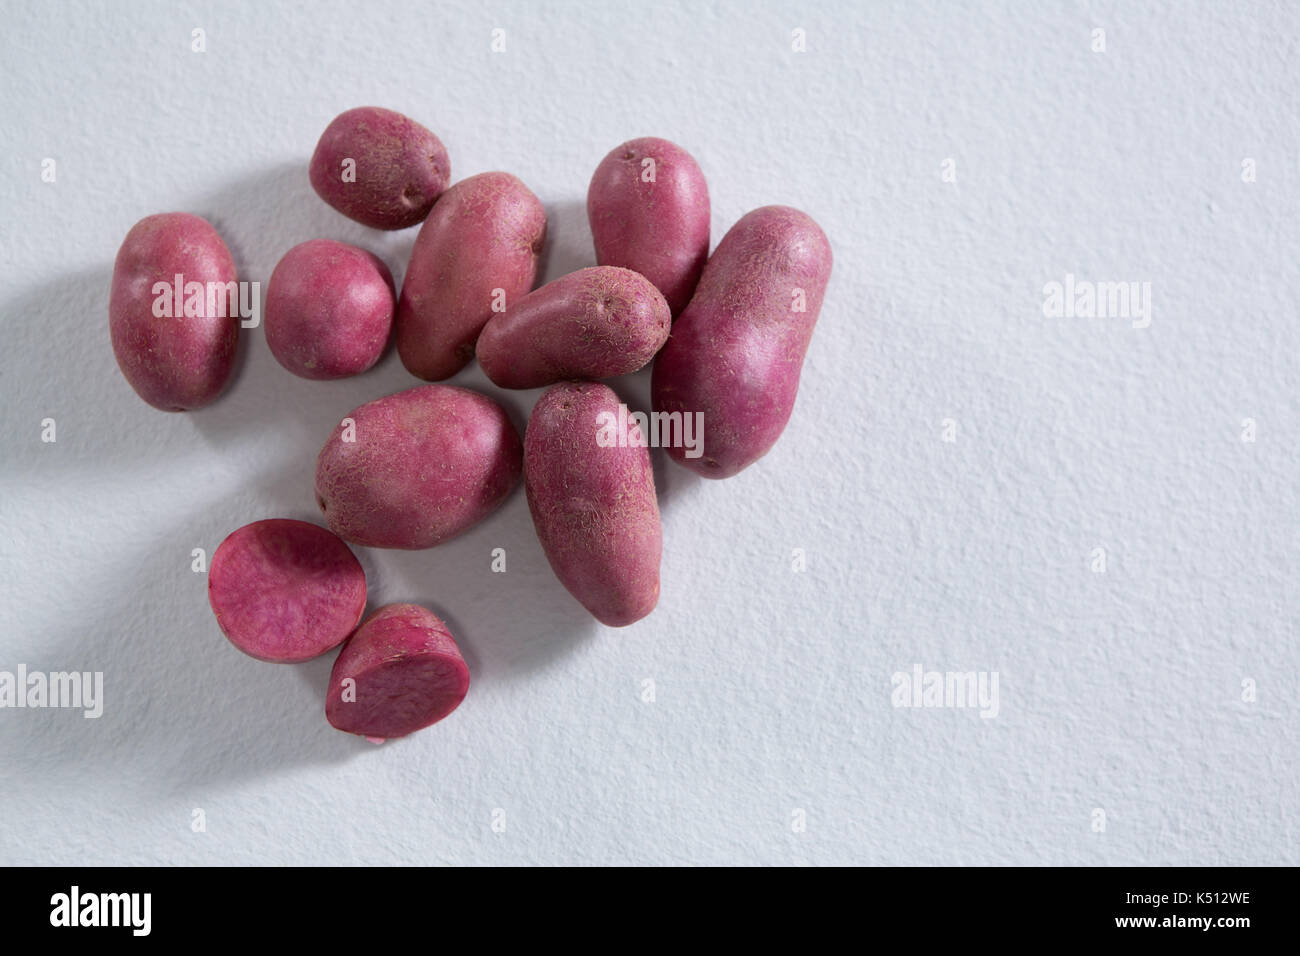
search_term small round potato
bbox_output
[109,212,240,411]
[326,603,470,741]
[309,106,450,230]
[476,266,671,389]
[265,239,395,380]
[208,519,367,663]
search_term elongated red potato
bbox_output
[587,137,709,316]
[309,106,450,230]
[315,384,523,549]
[326,603,470,741]
[651,206,832,479]
[525,382,661,627]
[476,266,671,389]
[396,172,546,380]
[208,519,366,663]
[109,212,239,411]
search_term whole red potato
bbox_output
[265,239,394,380]
[309,106,450,230]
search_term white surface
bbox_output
[1,0,1297,866]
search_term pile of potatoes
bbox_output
[109,107,832,742]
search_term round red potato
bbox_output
[326,603,470,741]
[309,106,450,230]
[109,212,240,411]
[265,239,394,380]
[587,136,710,317]
[315,384,523,549]
[476,266,671,389]
[208,519,367,663]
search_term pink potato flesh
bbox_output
[308,106,450,230]
[315,384,523,549]
[208,519,367,663]
[109,212,239,411]
[326,603,469,740]
[476,266,671,389]
[265,239,394,380]
[587,136,710,317]
[650,205,832,479]
[395,171,547,380]
[524,382,661,627]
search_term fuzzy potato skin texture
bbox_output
[396,171,547,381]
[525,382,662,627]
[651,206,832,479]
[315,384,523,550]
[265,239,395,380]
[477,266,671,389]
[587,136,710,317]
[109,212,239,411]
[208,519,366,663]
[308,107,450,230]
[326,603,470,741]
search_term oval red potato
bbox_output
[524,382,662,627]
[587,136,710,317]
[309,106,450,230]
[314,384,523,550]
[109,212,240,411]
[476,266,671,389]
[395,171,547,381]
[651,205,832,479]
[208,519,367,663]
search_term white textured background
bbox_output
[2,0,1297,866]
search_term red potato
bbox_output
[525,382,661,627]
[651,206,832,479]
[308,106,450,230]
[265,239,394,380]
[476,266,671,389]
[109,212,239,411]
[326,603,470,741]
[587,136,710,316]
[208,519,366,663]
[315,384,522,549]
[396,172,547,381]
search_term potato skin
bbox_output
[265,239,394,380]
[326,603,470,741]
[309,106,450,230]
[208,519,366,663]
[477,266,671,389]
[587,137,709,316]
[396,172,546,381]
[525,382,661,627]
[651,206,832,479]
[109,212,239,411]
[315,384,522,549]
